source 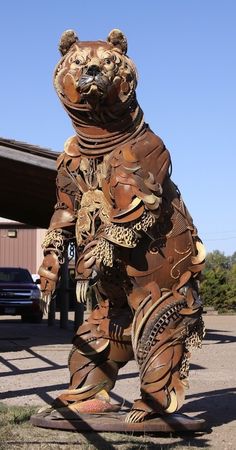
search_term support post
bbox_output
[74,302,84,331]
[47,295,56,326]
[60,244,69,329]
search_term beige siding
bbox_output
[0,227,37,273]
[36,228,47,275]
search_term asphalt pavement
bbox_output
[0,313,235,449]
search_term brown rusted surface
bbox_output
[38,28,206,424]
[31,411,205,433]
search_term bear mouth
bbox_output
[78,74,110,100]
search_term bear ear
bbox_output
[59,30,79,56]
[107,29,127,54]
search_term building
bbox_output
[0,138,81,325]
[0,217,46,275]
[0,137,58,275]
[0,137,59,227]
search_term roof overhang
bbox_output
[0,138,60,228]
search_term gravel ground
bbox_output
[0,313,235,449]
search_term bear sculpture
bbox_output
[39,29,205,423]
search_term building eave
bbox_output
[0,137,60,228]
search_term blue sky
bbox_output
[1,1,236,255]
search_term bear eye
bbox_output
[74,59,81,65]
[104,58,112,65]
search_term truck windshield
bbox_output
[0,268,33,283]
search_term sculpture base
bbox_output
[31,409,205,433]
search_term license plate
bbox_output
[4,307,16,314]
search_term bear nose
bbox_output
[86,65,100,76]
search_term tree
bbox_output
[200,250,235,312]
[226,263,236,310]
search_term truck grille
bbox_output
[0,290,32,300]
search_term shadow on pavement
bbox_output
[204,328,236,344]
[1,317,235,448]
[0,317,75,350]
[184,387,236,429]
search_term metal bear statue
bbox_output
[39,29,205,423]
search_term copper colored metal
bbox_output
[38,28,205,424]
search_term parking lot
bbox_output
[0,313,235,448]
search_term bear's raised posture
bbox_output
[39,29,205,423]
